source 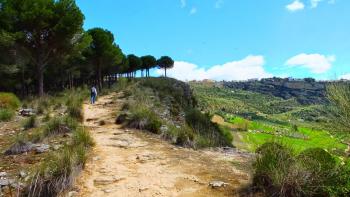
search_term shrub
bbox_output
[67,100,83,122]
[0,108,15,121]
[23,115,37,130]
[73,127,94,148]
[253,143,346,196]
[128,105,162,134]
[328,159,350,196]
[185,108,233,147]
[0,92,20,110]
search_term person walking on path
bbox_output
[90,86,97,104]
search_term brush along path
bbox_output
[75,93,251,197]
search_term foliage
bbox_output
[127,104,162,134]
[0,0,85,96]
[253,142,348,196]
[327,83,350,132]
[23,115,37,130]
[185,108,233,147]
[0,92,21,109]
[0,108,15,121]
[157,56,174,77]
[84,28,123,89]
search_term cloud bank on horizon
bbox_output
[156,56,272,81]
[156,53,345,81]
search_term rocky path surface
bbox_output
[74,93,252,197]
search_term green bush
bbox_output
[0,92,20,110]
[67,101,84,122]
[0,108,15,121]
[128,105,162,134]
[73,127,94,148]
[253,142,348,196]
[328,159,350,196]
[185,108,233,147]
[23,115,37,130]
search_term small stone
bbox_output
[139,187,148,192]
[103,189,112,193]
[0,172,7,177]
[68,191,78,197]
[35,144,50,153]
[19,171,27,178]
[0,179,15,187]
[209,181,229,188]
[93,157,100,161]
[93,177,124,186]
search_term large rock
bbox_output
[19,108,35,116]
[4,142,35,155]
[0,179,15,187]
[34,144,50,153]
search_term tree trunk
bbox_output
[98,63,102,91]
[37,63,44,96]
[165,67,167,77]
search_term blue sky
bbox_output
[76,0,350,81]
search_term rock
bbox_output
[160,125,168,133]
[139,187,148,192]
[209,181,229,188]
[35,144,50,153]
[19,171,27,178]
[93,177,124,186]
[103,189,112,193]
[19,108,35,116]
[93,156,100,161]
[0,179,15,187]
[68,191,78,197]
[52,144,63,150]
[109,140,129,148]
[4,142,35,155]
[0,172,7,177]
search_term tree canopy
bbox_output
[157,56,174,77]
[0,0,85,96]
[0,0,175,96]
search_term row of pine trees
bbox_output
[0,0,174,96]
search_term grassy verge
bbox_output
[250,142,350,196]
[0,88,93,196]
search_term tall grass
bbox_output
[23,115,37,130]
[252,142,350,196]
[327,83,350,132]
[25,126,93,197]
[0,92,20,121]
[0,108,15,121]
[185,108,233,147]
[127,103,162,134]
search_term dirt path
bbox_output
[75,93,252,197]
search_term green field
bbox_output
[191,82,348,157]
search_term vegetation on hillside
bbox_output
[115,78,233,148]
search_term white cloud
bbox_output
[215,0,224,9]
[189,7,197,15]
[156,55,272,81]
[285,53,335,74]
[311,0,322,8]
[339,73,350,80]
[286,0,305,12]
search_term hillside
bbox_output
[223,77,329,105]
